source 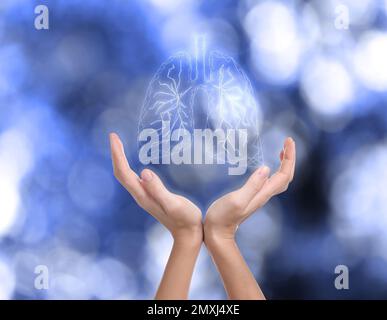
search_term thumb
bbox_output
[140,169,174,210]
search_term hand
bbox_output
[110,132,203,299]
[109,133,202,243]
[204,137,296,243]
[203,137,296,300]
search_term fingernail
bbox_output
[259,166,270,177]
[141,170,153,182]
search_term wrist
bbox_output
[203,222,237,249]
[172,226,203,247]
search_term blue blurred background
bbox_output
[1,0,387,299]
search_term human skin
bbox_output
[109,133,202,300]
[110,133,295,300]
[204,137,296,299]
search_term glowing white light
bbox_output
[0,180,19,237]
[244,1,302,84]
[0,129,33,237]
[0,259,15,299]
[301,55,353,116]
[330,142,387,261]
[354,31,387,91]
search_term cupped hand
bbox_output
[109,133,202,242]
[204,137,296,242]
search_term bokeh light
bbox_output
[0,259,15,300]
[301,55,354,117]
[330,142,387,261]
[0,0,387,300]
[244,1,302,85]
[353,31,387,91]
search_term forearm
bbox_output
[155,234,202,300]
[205,235,265,300]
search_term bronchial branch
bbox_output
[138,36,264,172]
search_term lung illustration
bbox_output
[138,37,263,169]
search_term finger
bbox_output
[109,133,146,200]
[110,133,130,176]
[140,169,175,211]
[279,149,284,161]
[243,173,284,214]
[265,172,290,196]
[279,137,295,178]
[233,165,270,207]
[289,138,296,181]
[263,137,295,196]
[243,138,296,214]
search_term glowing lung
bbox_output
[138,37,263,170]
